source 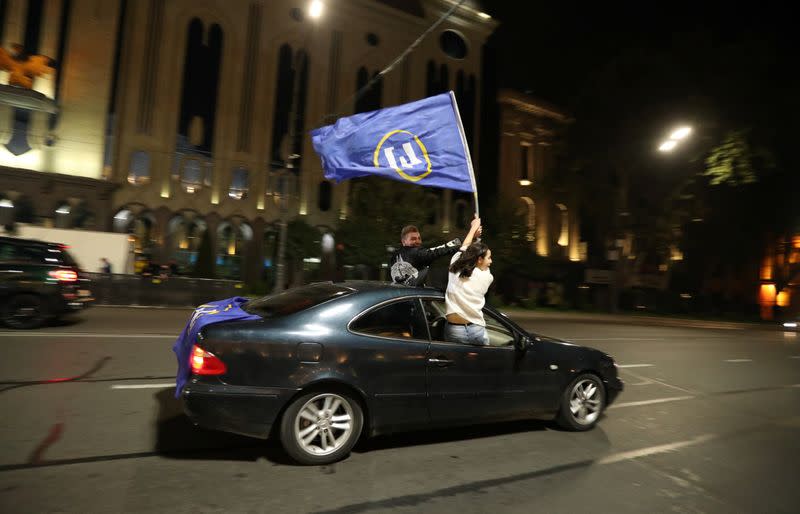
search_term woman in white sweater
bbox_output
[444,217,493,346]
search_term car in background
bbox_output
[0,236,93,329]
[782,319,798,331]
[182,281,623,465]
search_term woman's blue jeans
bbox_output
[444,322,489,346]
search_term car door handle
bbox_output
[428,357,453,367]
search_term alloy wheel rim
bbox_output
[11,301,39,324]
[294,393,354,456]
[569,379,602,425]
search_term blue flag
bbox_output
[172,297,261,398]
[311,92,476,192]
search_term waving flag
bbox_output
[311,92,476,193]
[172,297,261,398]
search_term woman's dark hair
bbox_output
[449,242,489,278]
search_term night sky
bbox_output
[478,2,797,198]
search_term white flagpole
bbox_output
[448,91,479,217]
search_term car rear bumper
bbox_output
[182,382,299,439]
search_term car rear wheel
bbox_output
[556,373,605,431]
[279,391,363,465]
[3,294,48,329]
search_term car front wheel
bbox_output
[279,390,364,465]
[556,373,605,431]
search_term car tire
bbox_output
[279,390,364,465]
[2,294,48,329]
[556,373,605,431]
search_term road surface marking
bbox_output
[790,356,800,359]
[620,368,696,394]
[598,434,715,465]
[111,383,174,389]
[617,364,654,368]
[724,359,753,363]
[570,338,661,341]
[609,395,695,409]
[0,332,174,339]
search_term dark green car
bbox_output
[0,236,93,329]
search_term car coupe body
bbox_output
[182,281,623,464]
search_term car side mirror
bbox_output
[515,335,533,352]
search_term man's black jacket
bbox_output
[389,238,461,286]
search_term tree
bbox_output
[704,130,774,186]
[335,177,430,270]
[284,218,321,284]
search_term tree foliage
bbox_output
[335,177,431,269]
[704,130,773,186]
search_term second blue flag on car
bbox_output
[311,91,476,193]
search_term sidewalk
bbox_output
[501,308,774,331]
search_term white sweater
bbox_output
[445,251,494,326]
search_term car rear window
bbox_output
[243,283,354,318]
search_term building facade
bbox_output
[0,0,496,282]
[496,89,583,262]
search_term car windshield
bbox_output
[243,283,354,318]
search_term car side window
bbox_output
[483,309,516,347]
[351,299,429,340]
[421,298,449,342]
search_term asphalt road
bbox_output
[0,307,798,513]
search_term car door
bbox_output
[421,298,535,424]
[349,297,431,432]
[422,298,557,424]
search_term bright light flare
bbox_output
[659,140,678,152]
[669,126,692,140]
[309,0,323,19]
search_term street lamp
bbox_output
[309,0,323,19]
[659,140,678,152]
[669,126,692,140]
[658,125,693,152]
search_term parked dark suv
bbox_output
[0,236,93,329]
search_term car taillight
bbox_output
[48,269,78,282]
[190,345,227,375]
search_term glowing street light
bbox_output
[669,126,692,140]
[658,125,693,152]
[309,0,323,19]
[659,140,678,152]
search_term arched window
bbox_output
[518,197,535,242]
[556,203,569,247]
[216,220,253,279]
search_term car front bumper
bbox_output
[182,382,299,439]
[604,375,624,406]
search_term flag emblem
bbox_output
[373,130,432,182]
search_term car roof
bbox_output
[317,280,443,296]
[0,236,65,248]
